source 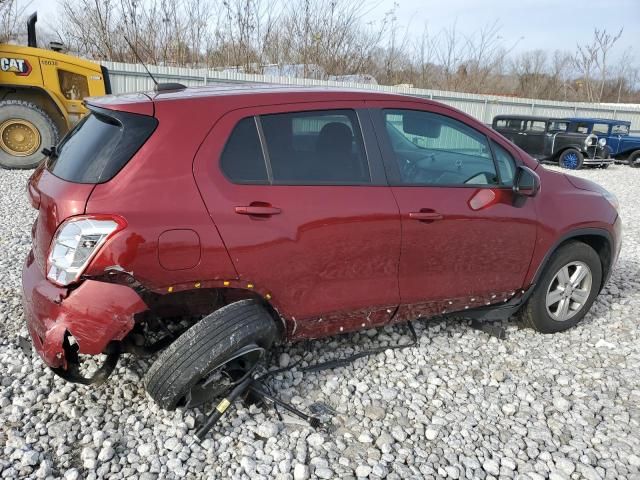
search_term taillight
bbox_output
[47,215,126,286]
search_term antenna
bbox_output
[123,35,159,87]
[122,36,187,92]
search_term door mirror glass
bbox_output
[512,165,540,197]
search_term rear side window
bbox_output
[260,110,370,185]
[48,107,157,184]
[220,117,268,183]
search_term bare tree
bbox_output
[594,28,623,101]
[51,0,640,102]
[1,0,27,43]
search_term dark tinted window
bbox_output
[48,108,157,184]
[260,110,370,185]
[220,117,268,183]
[384,109,498,186]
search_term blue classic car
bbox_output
[564,118,640,167]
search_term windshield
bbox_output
[48,107,157,184]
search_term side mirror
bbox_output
[512,165,540,197]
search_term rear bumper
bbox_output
[21,250,147,369]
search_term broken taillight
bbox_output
[47,215,126,286]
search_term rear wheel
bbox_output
[629,151,640,168]
[519,242,602,333]
[0,100,58,169]
[144,299,280,410]
[558,148,584,170]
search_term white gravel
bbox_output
[1,164,639,480]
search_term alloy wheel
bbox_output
[545,261,593,322]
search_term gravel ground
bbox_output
[1,164,639,480]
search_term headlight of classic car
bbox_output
[598,138,607,147]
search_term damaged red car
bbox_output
[22,84,621,410]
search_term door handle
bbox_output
[408,211,443,221]
[235,205,281,216]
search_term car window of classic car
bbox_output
[611,124,630,135]
[570,122,590,134]
[494,118,525,131]
[592,123,610,135]
[548,121,568,132]
[525,120,546,132]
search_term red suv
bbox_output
[22,85,622,410]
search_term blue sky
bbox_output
[30,0,640,67]
[370,0,639,66]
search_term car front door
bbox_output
[194,103,401,339]
[520,120,547,158]
[369,102,538,320]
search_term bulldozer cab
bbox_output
[0,12,110,169]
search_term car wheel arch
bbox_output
[530,228,613,293]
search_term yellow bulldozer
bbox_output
[0,12,110,169]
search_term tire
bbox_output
[558,148,584,170]
[519,241,602,334]
[0,100,59,169]
[145,299,280,410]
[629,151,640,168]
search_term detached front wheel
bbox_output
[145,299,280,410]
[519,242,602,333]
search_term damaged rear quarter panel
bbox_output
[23,252,147,368]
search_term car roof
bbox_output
[563,117,631,126]
[87,83,444,115]
[492,115,554,122]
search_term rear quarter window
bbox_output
[47,107,157,184]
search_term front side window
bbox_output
[592,123,610,135]
[491,141,516,186]
[612,124,630,135]
[549,121,568,132]
[384,109,500,186]
[525,120,546,132]
[260,110,370,185]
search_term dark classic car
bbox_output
[563,118,640,168]
[492,115,612,169]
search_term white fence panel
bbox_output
[102,61,640,132]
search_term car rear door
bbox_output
[194,102,401,339]
[369,101,538,319]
